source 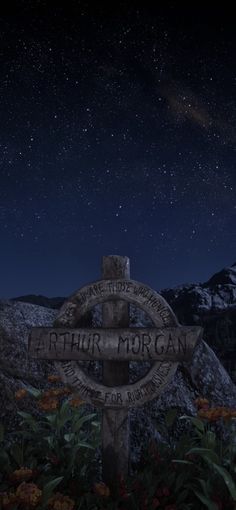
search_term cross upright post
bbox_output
[102,255,130,490]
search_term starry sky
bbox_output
[1,2,236,298]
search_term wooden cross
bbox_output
[29,255,202,490]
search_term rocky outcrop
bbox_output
[161,263,236,320]
[206,262,236,287]
[160,262,236,380]
[0,300,57,431]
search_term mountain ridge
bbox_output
[10,261,236,313]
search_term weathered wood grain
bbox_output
[53,278,177,328]
[101,255,130,488]
[52,274,181,407]
[29,326,202,361]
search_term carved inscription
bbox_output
[28,277,202,408]
[58,360,176,408]
[55,279,176,328]
[29,326,201,361]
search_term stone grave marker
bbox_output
[29,255,202,489]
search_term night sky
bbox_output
[1,2,236,298]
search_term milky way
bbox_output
[0,3,235,297]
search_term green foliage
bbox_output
[1,395,236,510]
[40,476,64,506]
[0,384,101,509]
[131,409,236,509]
[16,397,100,485]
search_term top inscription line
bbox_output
[72,279,173,324]
[76,280,164,307]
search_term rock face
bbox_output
[0,262,236,456]
[161,262,236,319]
[0,300,57,431]
[160,262,236,381]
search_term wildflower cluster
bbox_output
[47,375,62,383]
[7,379,100,508]
[9,467,34,483]
[37,384,73,412]
[69,396,85,408]
[93,481,110,497]
[15,388,28,400]
[145,486,176,510]
[195,397,236,422]
[14,375,72,412]
[0,491,17,509]
[47,492,75,510]
[194,397,209,409]
[7,383,236,509]
[143,486,176,510]
[0,483,42,509]
[16,482,42,507]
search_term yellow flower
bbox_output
[47,492,75,510]
[62,386,73,395]
[94,482,110,497]
[15,388,28,400]
[38,397,59,411]
[47,374,61,383]
[16,482,42,507]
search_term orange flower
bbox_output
[194,397,209,409]
[9,467,33,483]
[61,387,73,395]
[41,387,72,399]
[47,492,75,510]
[16,482,42,507]
[69,397,85,408]
[38,397,59,411]
[15,388,28,400]
[94,482,110,497]
[47,374,61,383]
[220,408,231,421]
[0,491,17,509]
[44,388,65,398]
[197,406,236,422]
[198,409,219,422]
